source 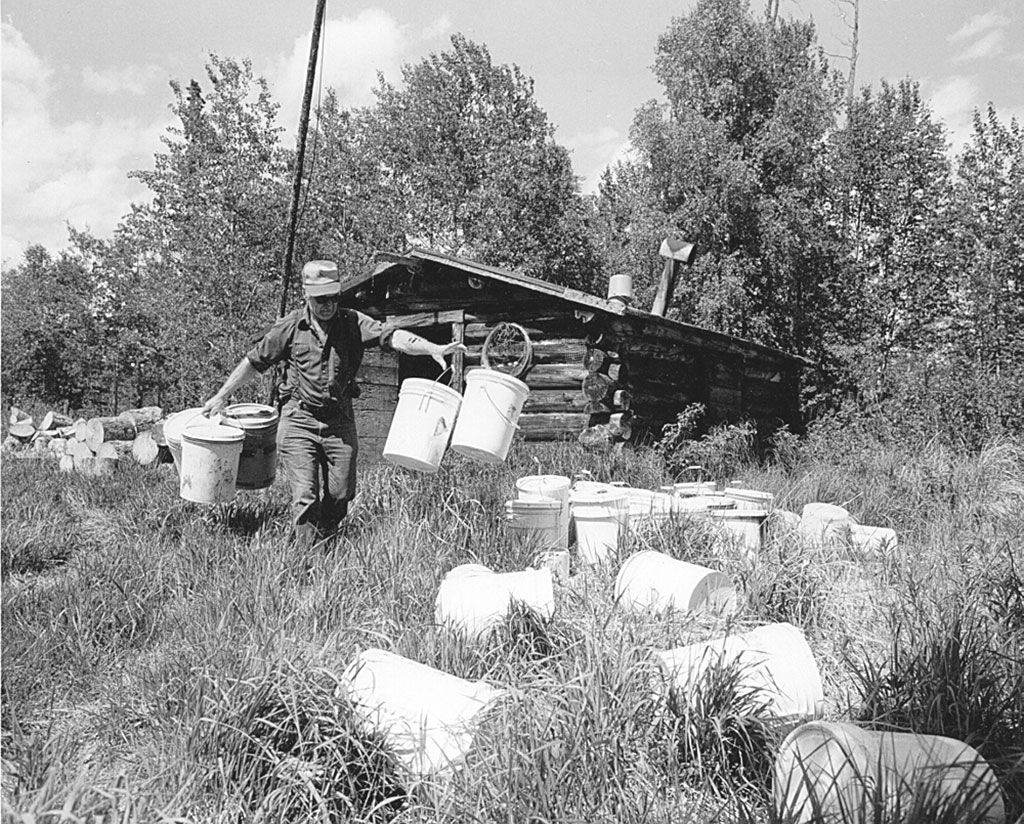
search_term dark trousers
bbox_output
[277,401,357,545]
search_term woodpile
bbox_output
[2,406,171,475]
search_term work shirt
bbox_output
[246,306,394,411]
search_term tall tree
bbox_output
[121,56,291,404]
[347,34,598,288]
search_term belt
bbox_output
[294,399,342,418]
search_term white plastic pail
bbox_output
[655,622,824,721]
[615,551,737,616]
[435,563,555,640]
[164,407,207,474]
[723,487,775,510]
[674,481,718,497]
[774,722,1005,824]
[608,273,634,303]
[516,474,571,549]
[570,486,629,566]
[505,499,565,550]
[800,502,852,546]
[223,402,279,490]
[850,523,898,555]
[341,648,505,776]
[710,509,768,562]
[450,369,529,463]
[179,423,245,504]
[383,378,463,473]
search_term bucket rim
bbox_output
[465,368,530,394]
[515,474,571,490]
[182,423,246,444]
[399,376,463,402]
[164,407,207,443]
[223,402,280,426]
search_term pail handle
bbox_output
[417,366,458,412]
[480,386,521,429]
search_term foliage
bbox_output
[656,403,759,480]
[355,34,600,289]
[0,244,100,409]
[3,433,1023,821]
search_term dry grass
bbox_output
[2,431,1022,823]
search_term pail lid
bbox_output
[181,423,246,444]
[164,407,208,445]
[570,486,628,505]
[516,475,571,494]
[224,403,279,429]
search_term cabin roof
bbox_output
[346,247,809,368]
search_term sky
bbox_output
[3,0,1023,268]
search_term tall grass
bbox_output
[3,427,1022,822]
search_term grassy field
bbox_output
[2,422,1022,823]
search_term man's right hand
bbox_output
[202,395,227,418]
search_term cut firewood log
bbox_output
[9,406,34,426]
[59,453,75,473]
[57,423,77,438]
[69,440,95,474]
[151,421,166,447]
[131,430,160,465]
[608,412,633,442]
[583,347,606,373]
[582,372,615,403]
[49,437,68,456]
[83,416,137,451]
[8,422,36,442]
[74,419,90,442]
[578,423,615,450]
[118,407,163,430]
[40,411,73,431]
[3,435,21,451]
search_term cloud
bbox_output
[562,126,636,194]
[268,9,408,134]
[421,14,453,42]
[82,64,165,96]
[2,22,166,267]
[952,29,1005,63]
[927,75,982,154]
[948,11,1010,43]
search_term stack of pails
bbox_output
[509,474,571,576]
[570,485,629,566]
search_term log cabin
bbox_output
[343,248,809,462]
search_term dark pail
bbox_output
[223,403,279,490]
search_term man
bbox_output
[202,260,464,546]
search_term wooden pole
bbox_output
[278,0,328,319]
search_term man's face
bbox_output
[306,292,339,322]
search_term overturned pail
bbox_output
[655,622,824,721]
[850,523,898,555]
[450,369,529,463]
[571,486,629,566]
[163,407,206,475]
[505,499,564,550]
[179,423,245,504]
[615,551,737,616]
[774,721,1006,824]
[800,503,852,546]
[341,647,505,777]
[516,474,571,549]
[710,509,768,562]
[436,563,555,640]
[223,403,278,490]
[383,378,463,473]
